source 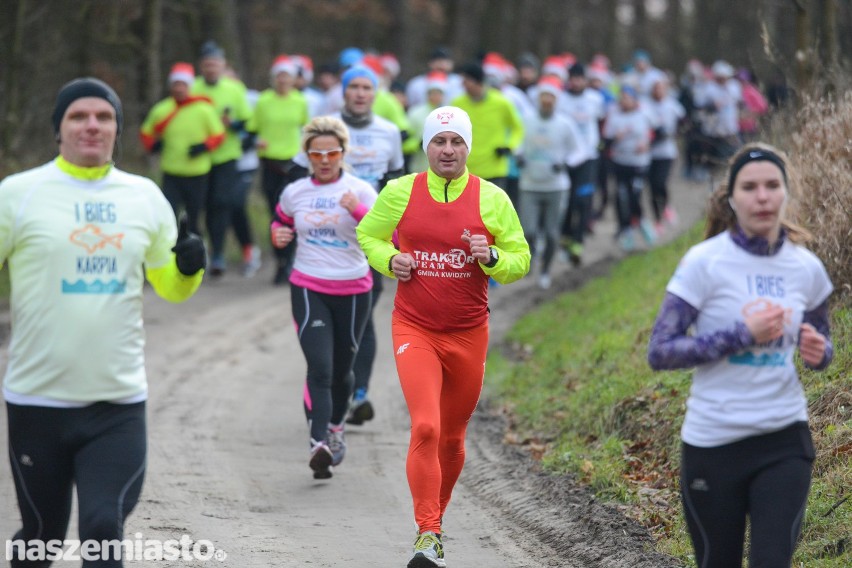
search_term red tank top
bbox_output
[395,172,493,332]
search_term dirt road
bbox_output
[0,176,710,567]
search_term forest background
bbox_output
[0,0,850,176]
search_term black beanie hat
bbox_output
[52,78,123,134]
[459,62,485,84]
[568,63,586,78]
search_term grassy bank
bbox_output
[485,222,851,566]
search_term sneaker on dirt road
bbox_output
[407,531,445,568]
[345,396,374,426]
[327,426,346,466]
[309,440,333,479]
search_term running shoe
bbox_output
[327,425,346,466]
[345,397,375,425]
[407,531,445,568]
[241,245,262,278]
[568,242,583,267]
[639,218,657,245]
[209,256,226,278]
[663,205,679,227]
[309,440,333,479]
[618,228,637,252]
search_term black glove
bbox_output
[171,214,207,276]
[229,119,247,134]
[188,143,208,158]
[150,140,163,154]
[241,133,257,152]
[552,163,566,173]
[495,147,512,158]
[515,155,526,168]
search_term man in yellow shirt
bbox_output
[1,78,204,565]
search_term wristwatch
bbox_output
[484,247,499,268]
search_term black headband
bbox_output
[727,149,787,195]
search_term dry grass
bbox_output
[766,88,852,300]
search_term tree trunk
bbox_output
[1,0,28,162]
[793,0,812,92]
[145,0,163,105]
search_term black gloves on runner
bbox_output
[171,214,207,276]
[494,147,512,158]
[188,143,208,157]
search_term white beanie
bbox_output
[421,106,472,153]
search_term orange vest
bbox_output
[394,172,494,332]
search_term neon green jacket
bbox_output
[191,76,252,164]
[246,88,309,160]
[451,88,524,179]
[140,96,225,176]
[356,169,530,284]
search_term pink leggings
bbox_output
[392,314,488,534]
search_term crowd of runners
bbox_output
[141,43,779,291]
[3,38,829,568]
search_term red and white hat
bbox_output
[291,54,314,82]
[380,53,400,78]
[422,105,472,153]
[270,55,296,77]
[169,62,195,85]
[541,55,568,82]
[425,71,448,93]
[536,75,563,98]
[360,54,385,77]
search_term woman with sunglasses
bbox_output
[271,116,377,479]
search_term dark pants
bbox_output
[595,154,612,219]
[562,159,597,243]
[161,173,208,235]
[231,168,256,249]
[7,402,147,567]
[262,158,298,268]
[648,158,673,222]
[352,268,384,395]
[291,285,372,442]
[612,163,647,232]
[206,160,239,261]
[681,422,814,568]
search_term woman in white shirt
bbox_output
[648,143,833,567]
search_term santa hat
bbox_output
[422,106,472,153]
[169,62,195,85]
[360,54,385,77]
[380,53,400,78]
[291,54,314,82]
[536,75,563,98]
[425,71,448,92]
[542,55,568,82]
[270,55,296,77]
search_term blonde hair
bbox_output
[704,142,812,244]
[301,116,349,154]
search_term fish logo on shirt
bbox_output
[304,210,340,227]
[69,224,124,254]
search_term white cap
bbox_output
[711,60,734,78]
[422,106,472,153]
